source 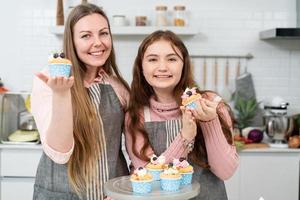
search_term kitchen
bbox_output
[0,0,300,199]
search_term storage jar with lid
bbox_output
[136,16,147,26]
[155,5,168,26]
[174,5,186,26]
[113,15,126,26]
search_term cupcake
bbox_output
[181,87,201,109]
[48,52,72,78]
[160,164,182,191]
[173,158,194,185]
[146,154,166,181]
[130,167,153,194]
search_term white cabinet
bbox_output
[225,149,300,200]
[0,145,42,200]
[0,178,36,200]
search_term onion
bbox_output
[247,129,264,143]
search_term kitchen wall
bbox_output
[0,0,300,112]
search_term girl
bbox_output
[125,30,239,199]
[31,3,129,200]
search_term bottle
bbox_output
[174,5,186,26]
[155,5,168,26]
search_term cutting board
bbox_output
[243,143,269,149]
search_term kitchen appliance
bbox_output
[0,92,39,143]
[259,0,300,39]
[263,102,294,148]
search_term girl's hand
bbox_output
[36,72,74,94]
[104,197,114,200]
[191,98,218,122]
[181,106,197,141]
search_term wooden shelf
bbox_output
[49,26,198,36]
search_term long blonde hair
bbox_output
[63,3,129,197]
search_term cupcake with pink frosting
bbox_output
[146,154,166,181]
[173,157,194,185]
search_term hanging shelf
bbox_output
[49,25,198,36]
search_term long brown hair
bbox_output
[128,30,233,168]
[63,3,129,196]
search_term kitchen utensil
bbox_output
[263,102,294,148]
[221,59,232,102]
[56,0,64,25]
[0,93,24,139]
[202,58,207,89]
[214,59,218,92]
[17,110,37,131]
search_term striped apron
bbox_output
[144,107,228,200]
[33,83,129,200]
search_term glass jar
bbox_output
[155,5,168,26]
[113,15,126,26]
[135,16,147,26]
[174,5,186,26]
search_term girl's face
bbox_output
[142,39,184,94]
[73,13,112,71]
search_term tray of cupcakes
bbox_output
[104,155,199,200]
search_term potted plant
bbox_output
[234,95,259,131]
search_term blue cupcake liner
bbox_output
[160,177,182,191]
[186,101,197,109]
[147,169,163,181]
[49,63,71,78]
[131,180,152,194]
[180,172,193,185]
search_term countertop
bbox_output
[0,143,300,153]
[0,144,42,150]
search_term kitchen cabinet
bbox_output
[225,148,300,200]
[0,145,42,200]
[50,25,198,36]
[0,145,299,200]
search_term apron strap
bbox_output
[144,106,151,122]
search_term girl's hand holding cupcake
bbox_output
[191,98,218,122]
[180,107,197,141]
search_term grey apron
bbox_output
[33,83,129,200]
[144,107,227,200]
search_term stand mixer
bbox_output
[264,102,294,148]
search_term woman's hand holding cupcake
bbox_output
[37,72,74,94]
[37,52,74,94]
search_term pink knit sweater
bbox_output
[125,96,239,180]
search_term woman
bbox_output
[31,3,129,200]
[125,30,239,199]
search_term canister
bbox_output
[113,15,126,26]
[155,5,168,26]
[174,5,186,26]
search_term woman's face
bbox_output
[73,13,112,71]
[142,39,184,94]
